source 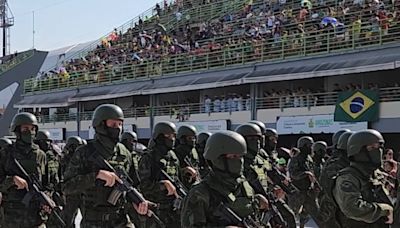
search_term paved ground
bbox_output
[74,209,319,228]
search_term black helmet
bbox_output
[265,128,278,138]
[177,125,197,139]
[347,129,384,157]
[36,130,52,141]
[121,131,138,142]
[197,132,212,145]
[248,120,266,134]
[204,131,246,161]
[337,131,353,151]
[332,129,351,146]
[66,136,83,148]
[235,123,263,138]
[312,141,328,153]
[10,112,38,132]
[0,138,12,149]
[297,136,314,148]
[92,104,124,128]
[152,121,176,139]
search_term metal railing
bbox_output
[24,20,400,94]
[35,87,400,123]
[0,50,35,74]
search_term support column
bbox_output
[250,83,258,120]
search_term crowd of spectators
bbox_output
[34,0,400,87]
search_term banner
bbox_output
[334,90,379,122]
[176,120,228,133]
[47,128,65,141]
[276,114,367,134]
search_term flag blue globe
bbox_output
[350,97,364,113]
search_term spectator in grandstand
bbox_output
[204,95,211,113]
[213,96,221,112]
[245,94,251,110]
[237,94,244,111]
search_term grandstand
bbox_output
[8,0,400,150]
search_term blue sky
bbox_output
[9,0,159,52]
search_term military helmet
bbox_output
[66,136,83,148]
[196,132,212,145]
[337,131,353,150]
[235,123,263,138]
[177,125,197,139]
[265,128,278,138]
[92,104,124,128]
[152,121,176,139]
[312,141,328,152]
[332,129,351,146]
[204,131,247,161]
[347,129,384,157]
[0,137,12,149]
[36,130,52,141]
[121,131,138,141]
[297,136,314,148]
[248,120,266,134]
[10,112,38,132]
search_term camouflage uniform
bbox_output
[333,130,392,228]
[0,113,48,228]
[195,132,211,179]
[138,146,180,227]
[60,136,83,228]
[181,131,261,228]
[63,104,138,228]
[288,136,322,227]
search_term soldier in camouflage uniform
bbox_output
[63,104,149,228]
[329,129,351,157]
[181,131,265,227]
[138,121,181,228]
[249,121,296,228]
[0,112,48,227]
[333,129,393,227]
[311,141,327,179]
[195,132,211,179]
[288,136,322,228]
[174,125,199,189]
[60,136,84,228]
[318,131,353,228]
[35,130,64,227]
[120,131,143,227]
[0,138,12,228]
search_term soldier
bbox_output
[264,128,279,160]
[63,104,148,228]
[318,131,353,228]
[329,129,351,157]
[195,132,212,179]
[311,141,327,179]
[181,131,264,227]
[60,136,84,228]
[175,125,199,189]
[288,136,322,228]
[35,130,61,191]
[333,129,393,227]
[120,131,141,184]
[0,112,48,227]
[249,121,296,228]
[0,138,12,228]
[138,121,181,227]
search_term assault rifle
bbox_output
[215,202,260,228]
[249,178,287,227]
[267,165,299,195]
[89,152,165,228]
[160,169,188,210]
[12,158,66,227]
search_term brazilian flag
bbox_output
[334,90,379,122]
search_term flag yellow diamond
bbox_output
[339,91,375,119]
